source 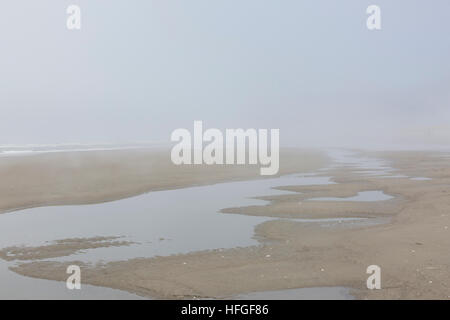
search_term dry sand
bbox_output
[2,149,450,299]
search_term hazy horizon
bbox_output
[1,1,450,149]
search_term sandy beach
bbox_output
[1,148,449,299]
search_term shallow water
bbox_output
[0,175,334,264]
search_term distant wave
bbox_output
[0,142,169,157]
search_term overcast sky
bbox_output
[1,1,449,148]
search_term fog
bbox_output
[1,1,449,149]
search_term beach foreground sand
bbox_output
[1,149,450,299]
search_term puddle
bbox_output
[326,149,391,170]
[309,191,393,202]
[324,149,411,179]
[234,286,353,300]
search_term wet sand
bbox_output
[0,236,134,261]
[2,150,450,299]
